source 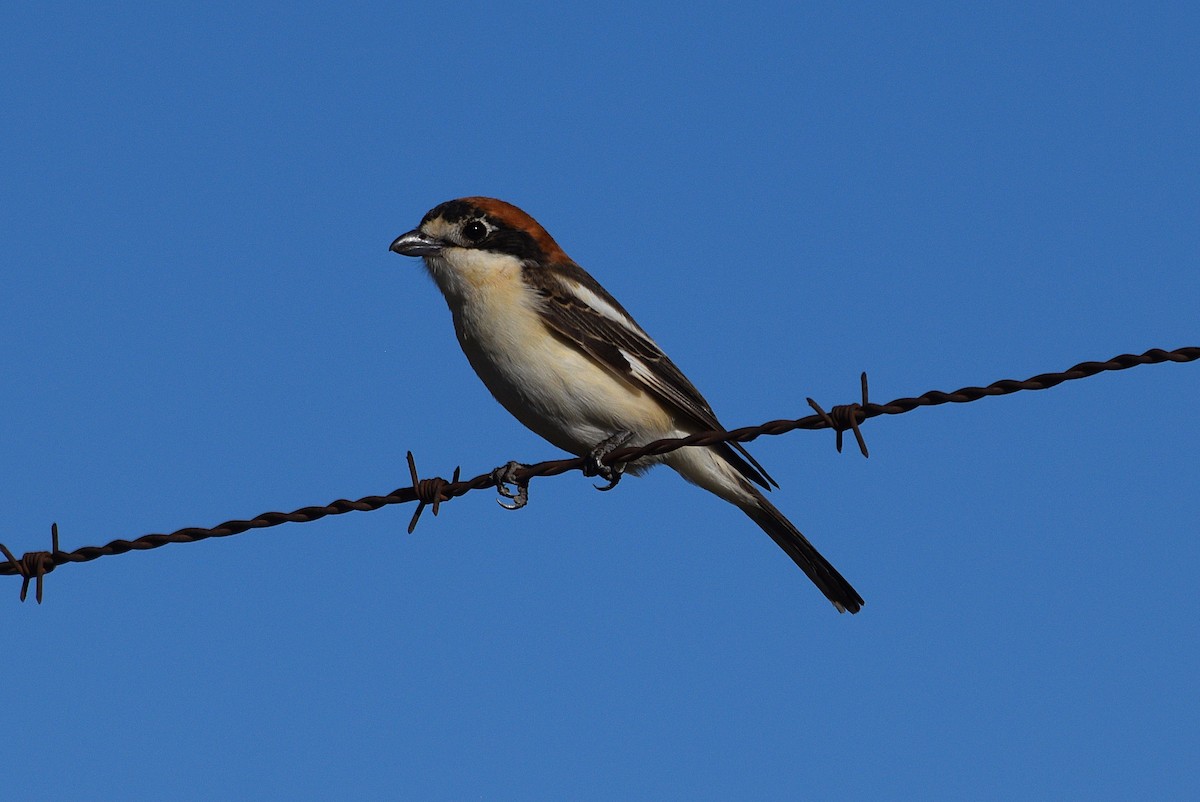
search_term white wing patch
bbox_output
[621,348,710,423]
[567,280,650,338]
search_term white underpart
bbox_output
[422,247,756,508]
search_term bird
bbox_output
[390,197,863,613]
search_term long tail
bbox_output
[740,489,864,614]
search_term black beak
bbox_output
[389,229,443,257]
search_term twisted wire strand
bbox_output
[2,345,1196,596]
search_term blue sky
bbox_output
[2,2,1198,799]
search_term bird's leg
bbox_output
[491,460,530,510]
[584,430,634,492]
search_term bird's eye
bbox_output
[462,220,487,244]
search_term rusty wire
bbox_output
[2,345,1196,601]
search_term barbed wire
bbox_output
[2,345,1196,602]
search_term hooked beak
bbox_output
[389,229,444,257]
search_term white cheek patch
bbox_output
[422,217,457,243]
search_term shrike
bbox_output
[391,197,863,613]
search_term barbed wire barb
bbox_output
[0,523,60,603]
[405,452,460,534]
[806,371,871,457]
[1,345,1196,602]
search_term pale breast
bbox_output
[434,255,677,455]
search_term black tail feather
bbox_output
[741,490,864,614]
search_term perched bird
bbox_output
[390,197,863,613]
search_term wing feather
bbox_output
[525,262,778,489]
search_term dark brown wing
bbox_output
[525,261,778,490]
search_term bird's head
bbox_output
[390,197,572,274]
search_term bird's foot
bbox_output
[491,460,530,510]
[583,430,633,492]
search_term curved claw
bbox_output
[491,461,530,511]
[496,490,528,509]
[584,430,632,493]
[497,493,527,511]
[593,477,621,492]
